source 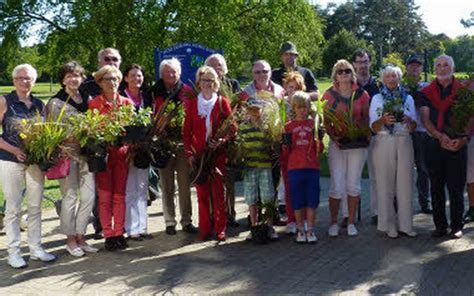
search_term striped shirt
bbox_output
[240,122,273,168]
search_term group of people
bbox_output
[0,42,472,269]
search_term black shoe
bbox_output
[115,235,128,249]
[93,231,103,240]
[166,226,177,235]
[228,218,240,228]
[140,233,154,240]
[463,207,474,223]
[104,237,117,251]
[182,224,198,233]
[128,235,144,241]
[421,206,433,214]
[431,229,448,238]
[371,215,378,225]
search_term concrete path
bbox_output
[0,178,473,295]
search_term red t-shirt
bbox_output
[284,119,323,170]
[88,94,133,114]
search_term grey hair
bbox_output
[252,60,271,72]
[159,57,182,79]
[204,53,228,75]
[97,47,121,62]
[12,64,37,82]
[434,55,455,70]
[379,64,403,81]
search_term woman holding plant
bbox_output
[89,65,134,250]
[323,60,370,237]
[0,64,56,268]
[120,64,153,241]
[369,64,417,238]
[48,61,98,256]
[183,66,234,241]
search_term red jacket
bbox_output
[183,95,232,159]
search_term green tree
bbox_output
[383,52,405,73]
[445,35,474,72]
[321,29,373,75]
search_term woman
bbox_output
[48,61,97,256]
[241,60,285,101]
[120,64,153,241]
[323,60,370,237]
[369,64,417,238]
[279,71,306,234]
[183,66,233,241]
[89,65,134,250]
[0,64,55,268]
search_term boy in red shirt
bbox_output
[283,91,323,243]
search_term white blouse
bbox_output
[369,93,416,135]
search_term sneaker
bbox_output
[306,231,318,243]
[104,237,117,251]
[285,222,297,235]
[79,244,99,253]
[115,235,128,250]
[347,224,358,236]
[66,245,85,257]
[295,231,306,243]
[463,207,474,224]
[450,229,463,239]
[165,226,177,235]
[387,230,399,239]
[328,224,339,237]
[30,248,56,262]
[8,253,27,269]
[267,226,279,240]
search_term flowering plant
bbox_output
[447,75,474,137]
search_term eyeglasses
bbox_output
[253,69,270,75]
[104,56,119,62]
[336,69,352,75]
[101,76,120,82]
[201,79,215,83]
[14,76,33,82]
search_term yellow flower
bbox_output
[19,133,27,139]
[21,119,27,126]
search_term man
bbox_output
[272,41,319,100]
[79,47,122,239]
[352,49,379,225]
[421,55,468,239]
[151,58,198,235]
[405,54,432,214]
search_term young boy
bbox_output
[241,98,278,241]
[282,91,323,243]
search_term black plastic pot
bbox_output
[392,111,404,123]
[339,137,370,150]
[250,224,270,244]
[121,125,149,144]
[38,161,55,172]
[85,139,107,156]
[87,155,107,172]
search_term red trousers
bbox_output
[195,161,227,240]
[280,158,296,223]
[96,147,129,238]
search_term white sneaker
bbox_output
[268,226,279,240]
[285,222,297,235]
[79,244,99,253]
[347,224,358,236]
[30,248,56,262]
[8,253,27,269]
[306,231,318,243]
[328,224,339,237]
[295,231,307,243]
[66,245,85,257]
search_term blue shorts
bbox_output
[288,169,320,210]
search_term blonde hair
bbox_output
[331,59,357,83]
[291,91,311,110]
[93,65,123,83]
[195,66,220,92]
[283,71,306,92]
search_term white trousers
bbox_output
[328,141,367,217]
[58,158,95,235]
[0,160,44,255]
[372,134,414,234]
[368,136,378,216]
[125,165,149,236]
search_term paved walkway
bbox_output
[0,178,473,295]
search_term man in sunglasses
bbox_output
[352,48,380,226]
[79,47,123,239]
[272,41,319,101]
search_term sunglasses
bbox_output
[104,56,119,62]
[253,70,269,75]
[336,69,352,75]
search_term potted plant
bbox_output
[118,105,152,144]
[444,75,474,139]
[381,97,405,122]
[250,201,278,244]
